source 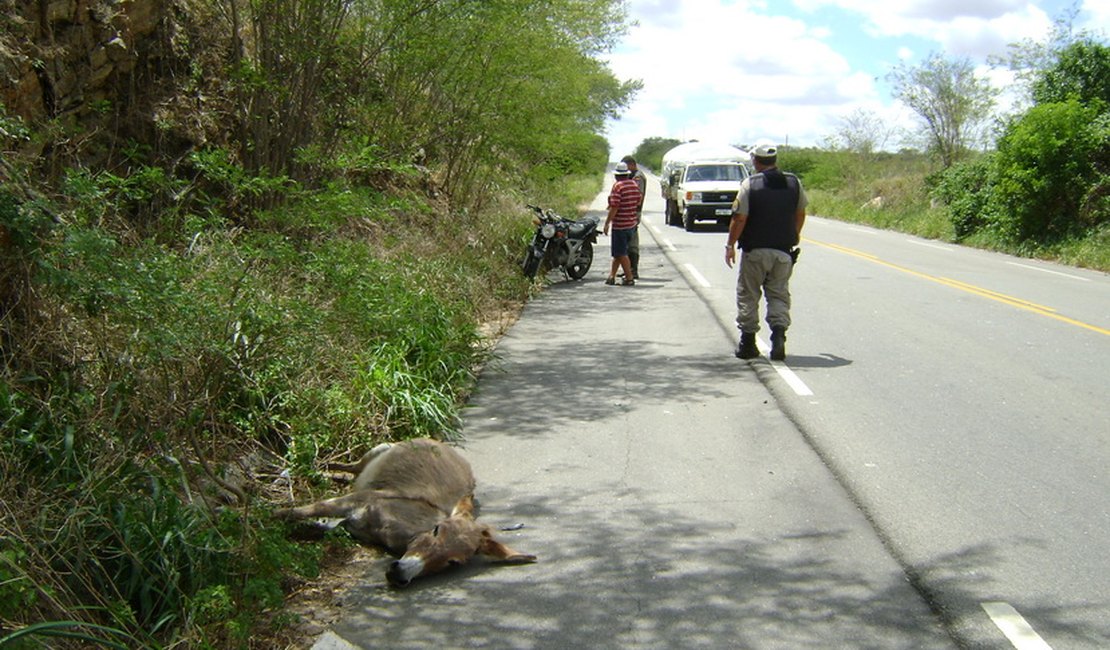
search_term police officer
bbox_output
[724,140,807,361]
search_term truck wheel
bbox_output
[683,209,695,231]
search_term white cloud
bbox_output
[936,8,1055,57]
[790,0,1055,57]
[1080,0,1110,32]
[605,1,872,155]
[604,1,1076,156]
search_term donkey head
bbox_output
[386,496,537,587]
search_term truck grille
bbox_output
[702,191,737,203]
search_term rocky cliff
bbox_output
[1,0,211,162]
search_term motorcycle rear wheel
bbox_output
[566,241,593,280]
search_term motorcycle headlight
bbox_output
[541,223,557,239]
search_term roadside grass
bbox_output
[786,149,1108,273]
[0,162,603,647]
[806,188,956,241]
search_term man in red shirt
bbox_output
[621,155,647,279]
[604,162,642,285]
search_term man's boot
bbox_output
[770,327,787,361]
[735,332,759,359]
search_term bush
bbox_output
[931,154,998,239]
[988,100,1107,243]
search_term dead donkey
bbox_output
[275,438,536,587]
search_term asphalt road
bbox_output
[646,174,1110,649]
[313,174,1108,650]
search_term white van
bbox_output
[659,142,748,230]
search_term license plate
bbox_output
[715,208,732,216]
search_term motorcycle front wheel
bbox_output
[522,246,543,278]
[566,241,593,280]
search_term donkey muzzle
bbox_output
[387,556,425,587]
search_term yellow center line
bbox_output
[803,237,1110,337]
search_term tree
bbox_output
[356,0,639,203]
[992,3,1090,106]
[828,108,898,156]
[631,137,682,171]
[1032,39,1110,106]
[888,53,998,167]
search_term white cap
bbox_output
[750,140,778,158]
[614,162,631,175]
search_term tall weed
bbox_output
[1,133,597,648]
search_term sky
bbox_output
[603,0,1110,157]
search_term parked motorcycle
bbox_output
[521,204,599,280]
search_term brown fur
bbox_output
[275,438,535,586]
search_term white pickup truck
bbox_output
[659,142,749,230]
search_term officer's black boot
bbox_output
[770,327,787,361]
[735,332,759,359]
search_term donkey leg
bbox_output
[274,491,371,521]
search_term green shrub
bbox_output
[931,154,998,239]
[188,148,294,217]
[1,189,54,252]
[989,100,1107,243]
[0,539,36,618]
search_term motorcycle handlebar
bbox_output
[527,204,562,222]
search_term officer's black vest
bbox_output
[739,169,800,253]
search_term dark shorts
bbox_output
[610,227,635,257]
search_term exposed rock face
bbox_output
[3,0,168,120]
[1,0,194,159]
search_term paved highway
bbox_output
[642,172,1110,649]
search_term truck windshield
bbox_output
[686,165,745,182]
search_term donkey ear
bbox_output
[450,494,476,518]
[479,530,537,564]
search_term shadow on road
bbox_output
[335,490,1108,649]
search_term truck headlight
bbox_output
[686,191,702,202]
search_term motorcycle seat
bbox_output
[568,218,598,238]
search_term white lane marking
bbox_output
[907,239,952,252]
[1006,261,1090,282]
[847,226,877,234]
[661,238,676,252]
[772,363,814,396]
[756,338,814,396]
[981,602,1053,650]
[683,263,712,288]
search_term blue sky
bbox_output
[604,0,1109,157]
